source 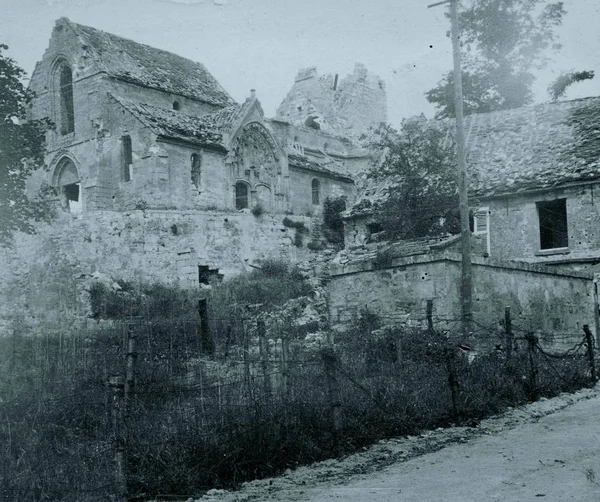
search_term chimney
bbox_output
[250,89,256,99]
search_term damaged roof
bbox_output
[466,96,600,197]
[110,94,225,149]
[347,96,600,217]
[64,18,234,107]
[287,152,354,182]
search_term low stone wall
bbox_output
[328,251,596,350]
[0,210,314,332]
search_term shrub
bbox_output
[322,196,346,245]
[251,203,264,217]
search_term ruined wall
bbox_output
[484,183,600,268]
[0,211,314,333]
[288,167,354,216]
[328,252,595,350]
[276,63,386,141]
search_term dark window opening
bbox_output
[191,153,201,190]
[311,178,320,205]
[235,182,249,210]
[64,182,82,212]
[59,64,74,135]
[538,199,568,250]
[173,101,180,111]
[367,222,384,235]
[121,135,132,182]
[198,266,223,285]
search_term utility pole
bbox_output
[428,0,472,337]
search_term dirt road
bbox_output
[201,387,600,502]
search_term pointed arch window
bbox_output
[58,64,75,135]
[121,135,132,182]
[191,153,202,191]
[54,157,82,212]
[235,182,249,210]
[311,178,320,205]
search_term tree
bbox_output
[366,119,459,240]
[0,44,53,246]
[548,70,595,101]
[426,0,566,119]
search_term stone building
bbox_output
[0,18,389,331]
[28,18,383,218]
[344,96,600,271]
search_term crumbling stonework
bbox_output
[276,63,387,144]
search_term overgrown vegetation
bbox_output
[321,196,346,246]
[0,297,592,500]
[548,70,595,101]
[282,216,309,247]
[366,120,460,241]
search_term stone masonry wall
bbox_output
[329,252,595,350]
[0,210,314,333]
[483,183,600,268]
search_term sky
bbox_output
[1,0,599,127]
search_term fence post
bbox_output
[108,375,127,502]
[124,321,137,415]
[445,346,460,419]
[257,319,271,397]
[280,327,290,398]
[526,332,539,400]
[505,307,513,362]
[321,346,342,453]
[583,325,597,386]
[426,300,434,332]
[594,274,600,349]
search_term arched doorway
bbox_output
[53,157,82,212]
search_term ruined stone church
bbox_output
[0,18,387,329]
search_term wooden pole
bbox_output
[322,346,342,452]
[281,327,290,398]
[124,322,137,414]
[449,0,472,337]
[504,307,513,362]
[108,375,127,502]
[526,332,539,400]
[445,346,460,419]
[593,273,600,348]
[583,325,597,386]
[242,318,252,400]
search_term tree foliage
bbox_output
[367,119,459,240]
[0,44,54,246]
[548,70,595,101]
[426,0,566,119]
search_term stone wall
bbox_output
[288,167,354,216]
[481,184,600,269]
[328,252,595,350]
[0,210,314,333]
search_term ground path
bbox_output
[199,387,600,502]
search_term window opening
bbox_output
[198,266,223,285]
[59,64,75,135]
[64,182,82,213]
[191,153,201,190]
[235,182,249,210]
[122,135,132,182]
[173,101,180,111]
[311,178,320,205]
[537,199,568,250]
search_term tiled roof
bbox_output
[110,94,225,149]
[465,96,600,197]
[288,153,354,182]
[65,18,234,107]
[347,96,600,217]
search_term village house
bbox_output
[332,97,600,347]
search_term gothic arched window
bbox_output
[235,182,249,210]
[311,178,320,205]
[58,64,75,135]
[121,135,132,182]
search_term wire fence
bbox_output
[0,307,596,501]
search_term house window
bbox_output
[191,153,201,191]
[472,207,491,255]
[59,64,75,135]
[121,135,132,182]
[537,199,568,250]
[235,182,249,210]
[311,178,320,205]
